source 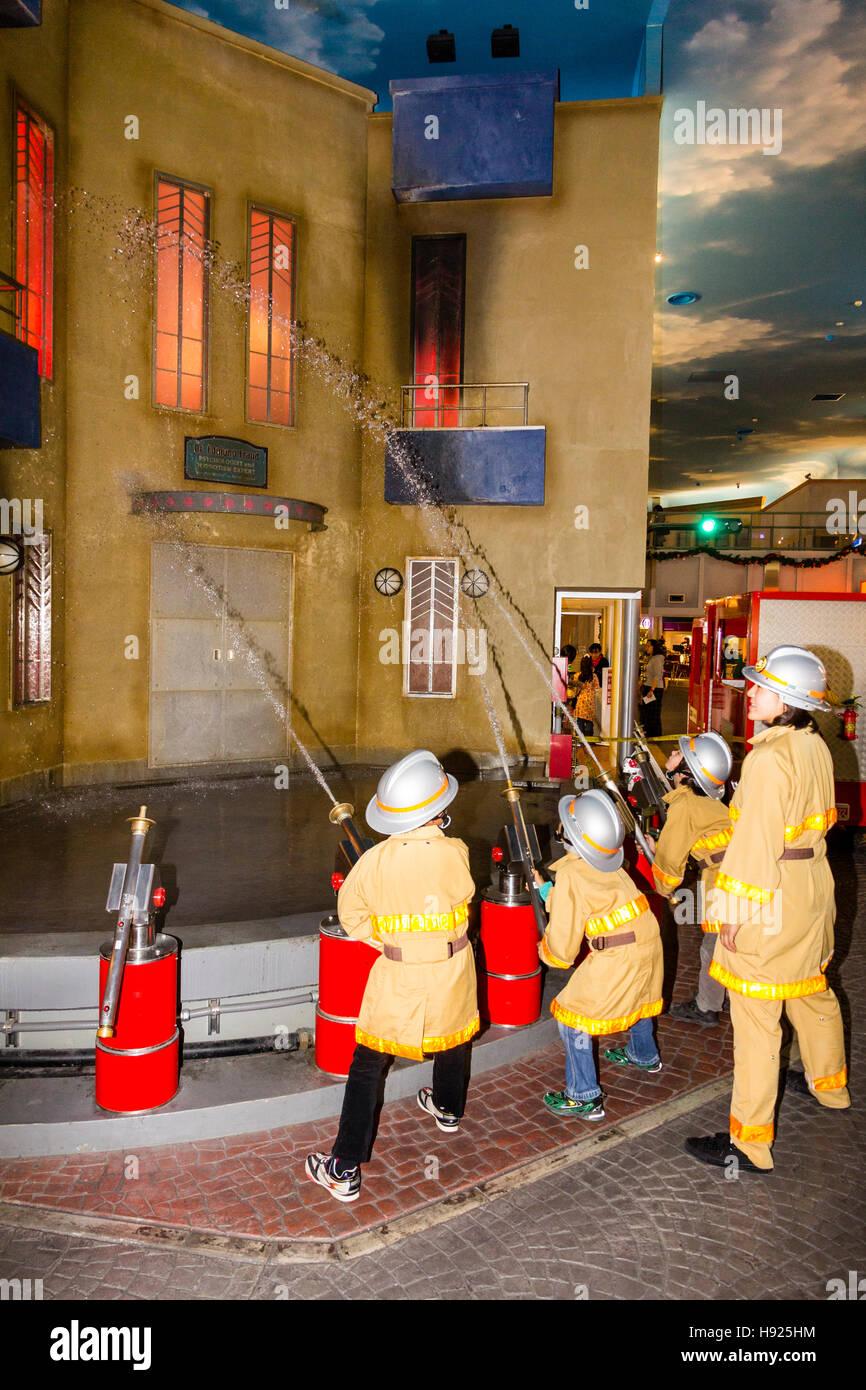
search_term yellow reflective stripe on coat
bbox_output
[540,936,572,970]
[551,997,663,1036]
[730,1114,774,1145]
[728,804,837,841]
[783,809,837,842]
[690,829,732,853]
[652,864,681,888]
[371,901,469,935]
[708,960,828,1000]
[714,870,773,906]
[585,894,649,935]
[355,1015,479,1061]
[811,1066,848,1092]
[701,921,721,934]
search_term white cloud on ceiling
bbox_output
[654,310,800,366]
[663,0,866,208]
[192,0,385,76]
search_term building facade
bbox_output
[0,0,661,801]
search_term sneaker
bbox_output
[684,1132,769,1174]
[417,1087,460,1133]
[304,1151,361,1203]
[670,999,719,1028]
[604,1045,663,1074]
[542,1090,606,1120]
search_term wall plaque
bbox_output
[184,436,268,489]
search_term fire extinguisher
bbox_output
[842,705,858,741]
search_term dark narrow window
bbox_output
[404,557,458,697]
[411,235,465,427]
[13,533,52,706]
[154,177,209,411]
[15,97,54,379]
[248,208,295,426]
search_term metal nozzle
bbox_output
[328,802,355,825]
[127,805,155,836]
[96,1025,114,1039]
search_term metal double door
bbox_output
[149,543,292,767]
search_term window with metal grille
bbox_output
[154,176,210,411]
[14,97,54,379]
[404,557,459,697]
[13,533,51,706]
[411,236,465,427]
[248,208,295,426]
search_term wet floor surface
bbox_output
[0,773,563,935]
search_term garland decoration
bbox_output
[647,542,863,568]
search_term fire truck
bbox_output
[688,590,866,826]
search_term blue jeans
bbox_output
[557,1017,659,1102]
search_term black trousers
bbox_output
[641,685,664,737]
[332,1041,470,1167]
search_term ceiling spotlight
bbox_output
[849,299,863,307]
[654,252,663,263]
[835,321,845,326]
[426,29,456,63]
[667,291,701,306]
[491,24,519,57]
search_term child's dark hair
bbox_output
[578,655,593,682]
[770,705,819,732]
[674,762,708,796]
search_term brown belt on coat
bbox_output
[705,850,727,864]
[779,847,815,860]
[590,931,636,952]
[382,933,470,963]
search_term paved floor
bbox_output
[0,826,861,1299]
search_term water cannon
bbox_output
[97,806,158,1039]
[328,802,374,871]
[501,784,547,939]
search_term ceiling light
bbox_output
[491,24,519,58]
[811,393,846,402]
[426,29,456,62]
[667,292,701,306]
[654,252,663,263]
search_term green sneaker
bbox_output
[604,1045,662,1074]
[542,1090,606,1120]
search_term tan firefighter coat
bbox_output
[336,825,477,1059]
[538,852,664,1034]
[651,785,733,931]
[708,725,837,1000]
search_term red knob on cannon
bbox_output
[331,872,345,893]
[491,846,504,863]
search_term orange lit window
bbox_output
[248,209,295,426]
[154,177,209,411]
[15,98,54,379]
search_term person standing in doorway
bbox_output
[588,643,609,735]
[574,655,600,737]
[641,639,666,738]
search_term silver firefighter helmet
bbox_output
[677,731,732,799]
[557,788,625,872]
[365,749,458,835]
[742,645,832,712]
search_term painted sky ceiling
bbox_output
[173,0,865,506]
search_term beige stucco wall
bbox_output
[59,0,374,778]
[0,0,69,795]
[356,98,661,763]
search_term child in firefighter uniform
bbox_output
[537,789,664,1120]
[306,750,476,1203]
[686,646,851,1174]
[651,731,733,1026]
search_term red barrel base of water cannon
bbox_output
[478,968,542,1028]
[95,1030,180,1114]
[314,1007,359,1077]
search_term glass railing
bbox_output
[647,511,862,553]
[400,382,530,429]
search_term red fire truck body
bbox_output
[688,590,866,826]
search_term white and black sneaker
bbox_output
[304,1151,361,1203]
[417,1086,460,1133]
